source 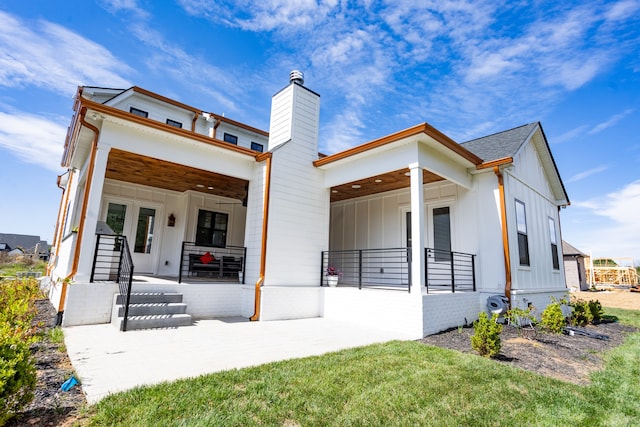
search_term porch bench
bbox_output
[188,253,222,277]
[221,256,243,278]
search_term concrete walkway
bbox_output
[64,318,413,403]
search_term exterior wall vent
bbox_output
[289,70,304,85]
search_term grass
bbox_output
[0,259,47,278]
[84,307,640,426]
[47,326,67,353]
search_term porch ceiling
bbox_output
[330,168,444,202]
[105,149,249,200]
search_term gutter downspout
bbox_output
[212,119,221,140]
[58,107,100,318]
[494,166,512,308]
[250,152,273,321]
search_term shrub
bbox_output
[505,306,537,338]
[540,300,566,334]
[569,300,593,326]
[587,299,603,323]
[0,278,41,424]
[471,312,503,358]
[0,324,36,426]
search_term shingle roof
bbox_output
[0,233,45,254]
[562,240,586,257]
[460,123,538,162]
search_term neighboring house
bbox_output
[47,72,569,338]
[0,243,10,252]
[563,241,589,291]
[0,233,49,260]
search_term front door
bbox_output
[130,204,160,273]
[103,200,162,274]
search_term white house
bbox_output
[46,71,569,338]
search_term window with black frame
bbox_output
[548,217,559,270]
[195,209,228,247]
[515,200,530,266]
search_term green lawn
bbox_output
[86,308,640,427]
[0,260,47,278]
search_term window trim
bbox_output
[195,209,229,248]
[166,118,183,128]
[515,199,530,267]
[129,107,149,118]
[251,141,264,152]
[548,216,560,270]
[223,133,238,145]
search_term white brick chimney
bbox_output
[267,70,320,156]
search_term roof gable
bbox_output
[463,122,569,205]
[562,240,586,257]
[460,123,537,162]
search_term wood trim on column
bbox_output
[250,152,273,321]
[59,108,100,314]
[494,166,512,307]
[47,172,74,276]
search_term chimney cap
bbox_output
[289,70,304,85]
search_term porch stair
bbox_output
[112,292,192,331]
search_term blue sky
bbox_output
[0,0,639,263]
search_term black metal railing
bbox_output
[425,248,475,293]
[320,248,412,292]
[90,234,134,331]
[179,242,246,283]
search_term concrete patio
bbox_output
[64,317,413,403]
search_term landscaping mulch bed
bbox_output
[8,298,638,426]
[421,320,638,385]
[7,300,87,427]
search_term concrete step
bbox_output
[115,292,183,305]
[117,302,187,317]
[116,313,192,331]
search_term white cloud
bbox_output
[0,111,66,172]
[175,1,640,151]
[566,165,609,183]
[605,0,640,22]
[552,125,589,144]
[588,108,635,134]
[99,0,149,18]
[0,11,132,96]
[570,180,640,258]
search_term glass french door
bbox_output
[103,200,162,274]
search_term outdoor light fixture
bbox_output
[168,214,176,227]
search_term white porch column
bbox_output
[76,144,111,281]
[409,163,426,293]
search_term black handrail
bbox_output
[320,247,475,293]
[179,242,246,283]
[425,248,476,293]
[320,248,412,292]
[90,234,135,331]
[118,237,134,331]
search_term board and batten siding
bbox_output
[330,181,471,252]
[506,138,566,292]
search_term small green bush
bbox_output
[587,299,603,323]
[540,300,566,334]
[471,312,503,358]
[505,306,537,337]
[570,300,593,326]
[0,278,41,424]
[0,324,36,426]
